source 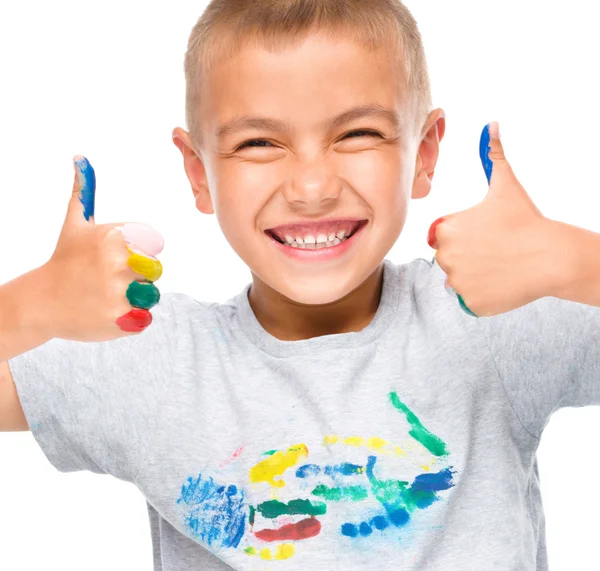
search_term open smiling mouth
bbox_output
[265,219,368,251]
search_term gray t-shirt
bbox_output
[9,258,600,570]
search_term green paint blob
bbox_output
[311,484,368,502]
[389,392,449,457]
[257,499,327,518]
[126,280,160,310]
[370,478,409,506]
[403,487,437,512]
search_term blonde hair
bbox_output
[184,0,432,147]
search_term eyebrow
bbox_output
[214,103,403,140]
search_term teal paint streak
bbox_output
[389,391,449,456]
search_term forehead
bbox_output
[198,33,411,140]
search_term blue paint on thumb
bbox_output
[74,156,96,221]
[479,124,493,186]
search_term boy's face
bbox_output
[174,32,445,305]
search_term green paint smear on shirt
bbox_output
[311,484,368,502]
[403,487,438,512]
[365,456,410,511]
[389,391,449,457]
[257,498,327,518]
[370,478,409,506]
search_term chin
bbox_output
[282,285,352,306]
[265,267,366,306]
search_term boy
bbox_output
[1,1,599,570]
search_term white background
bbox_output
[0,0,598,569]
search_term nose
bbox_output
[281,158,342,212]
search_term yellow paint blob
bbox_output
[249,444,308,487]
[367,437,387,450]
[127,246,163,282]
[323,435,339,445]
[275,543,295,560]
[246,544,295,561]
[343,436,364,446]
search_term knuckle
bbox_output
[487,150,505,161]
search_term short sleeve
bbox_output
[477,296,600,440]
[8,293,177,482]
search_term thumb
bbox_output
[479,122,520,195]
[65,155,96,227]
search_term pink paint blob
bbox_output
[117,223,164,257]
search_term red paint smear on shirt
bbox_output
[254,517,321,542]
[219,446,245,469]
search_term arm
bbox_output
[432,122,600,317]
[0,265,54,431]
[1,155,165,432]
[546,218,600,308]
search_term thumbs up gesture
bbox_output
[44,156,165,341]
[428,123,554,317]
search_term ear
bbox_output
[172,127,214,215]
[412,108,446,200]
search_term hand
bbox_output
[42,156,165,341]
[428,123,552,317]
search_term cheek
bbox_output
[344,151,408,211]
[211,164,268,244]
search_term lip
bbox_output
[265,220,368,263]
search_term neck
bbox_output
[248,264,384,341]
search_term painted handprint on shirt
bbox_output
[176,391,457,562]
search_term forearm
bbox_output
[0,264,55,362]
[545,219,600,307]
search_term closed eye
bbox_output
[342,129,383,140]
[234,129,383,150]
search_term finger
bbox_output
[481,121,519,195]
[427,216,445,250]
[448,124,502,317]
[126,245,163,282]
[125,280,161,310]
[456,293,477,317]
[105,224,164,282]
[444,123,503,317]
[73,155,96,222]
[115,222,164,257]
[444,276,456,297]
[116,308,153,332]
[486,121,508,170]
[479,123,495,185]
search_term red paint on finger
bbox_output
[427,217,445,249]
[116,308,153,332]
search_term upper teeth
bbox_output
[283,229,347,245]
